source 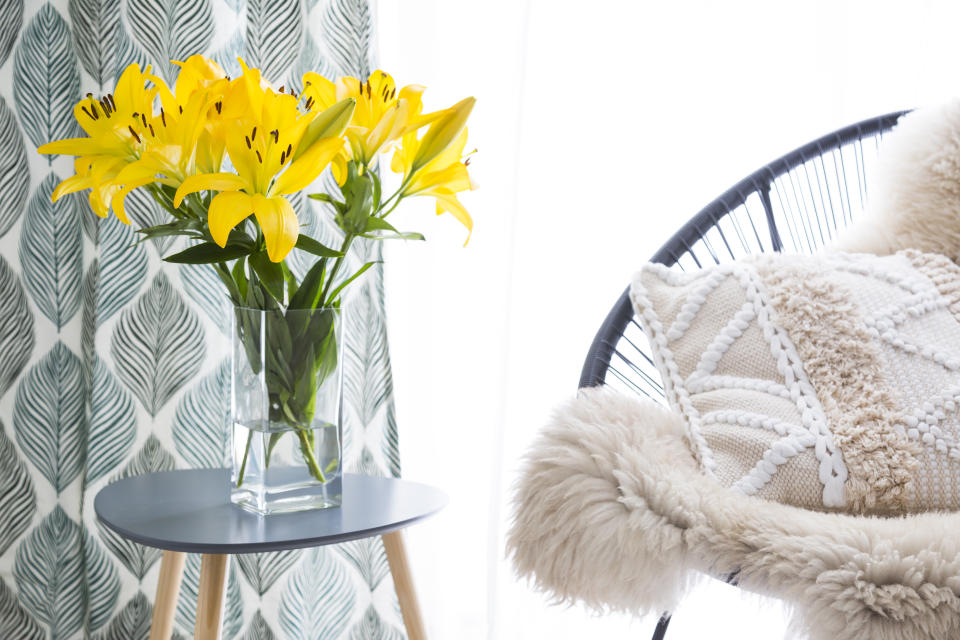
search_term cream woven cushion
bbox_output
[632,249,960,514]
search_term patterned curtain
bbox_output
[0,1,404,638]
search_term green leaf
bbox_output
[232,256,248,300]
[361,219,424,241]
[249,252,285,304]
[307,192,347,213]
[295,234,342,258]
[340,172,374,235]
[288,259,327,312]
[164,242,251,264]
[327,261,377,303]
[135,220,200,240]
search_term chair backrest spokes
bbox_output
[579,111,908,399]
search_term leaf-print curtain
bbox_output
[0,1,404,638]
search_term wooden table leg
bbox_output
[194,554,229,640]
[150,550,186,640]
[382,531,427,640]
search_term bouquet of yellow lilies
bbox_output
[40,55,475,493]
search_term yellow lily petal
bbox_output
[208,191,255,247]
[331,154,348,186]
[174,173,250,207]
[251,194,298,262]
[302,72,337,110]
[433,190,473,245]
[38,138,102,156]
[113,175,158,224]
[51,173,93,202]
[272,137,343,196]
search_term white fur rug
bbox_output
[507,387,960,640]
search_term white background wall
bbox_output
[374,1,960,637]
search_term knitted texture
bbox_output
[633,250,960,514]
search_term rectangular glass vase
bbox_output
[230,306,343,514]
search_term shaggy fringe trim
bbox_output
[508,387,960,640]
[905,249,960,319]
[756,257,921,512]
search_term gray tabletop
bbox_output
[94,469,447,554]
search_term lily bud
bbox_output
[294,98,356,161]
[410,96,475,173]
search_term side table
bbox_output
[94,469,447,640]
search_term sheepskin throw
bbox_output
[507,386,960,640]
[835,102,960,262]
[634,249,960,514]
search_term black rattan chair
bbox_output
[577,110,909,640]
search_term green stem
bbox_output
[235,428,254,487]
[296,429,327,483]
[318,234,355,306]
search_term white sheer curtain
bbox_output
[378,1,960,638]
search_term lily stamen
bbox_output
[251,126,257,141]
[245,135,251,149]
[128,126,141,143]
[255,150,262,163]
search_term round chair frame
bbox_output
[577,110,908,639]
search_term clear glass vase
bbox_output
[230,306,343,514]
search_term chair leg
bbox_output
[149,550,186,640]
[382,531,427,640]
[651,614,671,640]
[194,554,229,640]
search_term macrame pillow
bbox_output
[632,249,960,514]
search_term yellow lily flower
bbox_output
[301,69,434,177]
[391,126,475,244]
[169,55,231,174]
[174,66,349,262]
[38,63,158,220]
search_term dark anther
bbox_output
[148,123,155,136]
[89,103,99,119]
[128,126,141,143]
[278,85,285,94]
[389,87,396,100]
[304,97,314,110]
[179,105,183,114]
[141,113,147,127]
[251,126,257,141]
[255,150,263,163]
[286,143,292,157]
[215,101,222,114]
[280,150,286,165]
[160,109,166,126]
[81,106,94,120]
[245,135,251,149]
[107,94,116,110]
[271,130,279,143]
